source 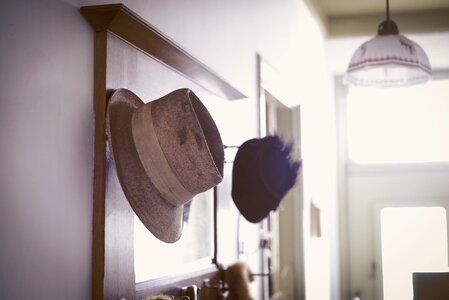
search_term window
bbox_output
[346,79,449,164]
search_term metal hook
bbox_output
[224,145,240,164]
[180,285,198,300]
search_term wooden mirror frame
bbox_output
[80,4,245,299]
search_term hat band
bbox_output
[131,102,194,207]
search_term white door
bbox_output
[373,202,449,300]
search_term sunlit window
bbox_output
[346,79,449,164]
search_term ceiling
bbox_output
[307,0,449,37]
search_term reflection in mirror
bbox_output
[134,189,214,283]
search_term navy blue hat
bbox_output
[231,135,301,223]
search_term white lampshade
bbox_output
[344,34,432,86]
[344,0,432,87]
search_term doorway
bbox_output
[259,55,305,299]
[337,74,449,300]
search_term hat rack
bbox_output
[194,265,270,300]
[81,4,246,300]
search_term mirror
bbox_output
[134,189,214,282]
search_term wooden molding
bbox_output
[80,4,122,31]
[81,4,245,100]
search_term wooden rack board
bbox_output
[80,4,245,299]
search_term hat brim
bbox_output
[107,89,183,243]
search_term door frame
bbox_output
[257,53,305,300]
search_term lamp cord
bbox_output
[386,0,390,21]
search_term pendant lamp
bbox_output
[344,0,432,87]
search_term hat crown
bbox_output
[150,89,224,193]
[131,89,224,207]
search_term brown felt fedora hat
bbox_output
[106,88,224,243]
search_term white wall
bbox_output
[0,0,94,298]
[294,3,339,300]
[1,0,325,299]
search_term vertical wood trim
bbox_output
[92,30,107,300]
[213,187,218,265]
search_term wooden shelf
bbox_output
[81,4,245,101]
